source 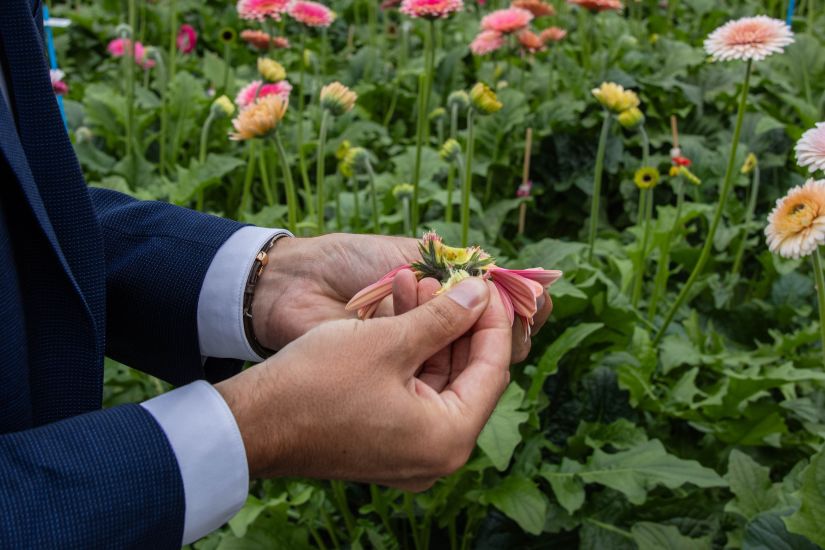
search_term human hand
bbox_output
[216,278,512,490]
[251,233,419,351]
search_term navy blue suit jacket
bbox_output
[0,1,245,546]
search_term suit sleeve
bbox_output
[88,187,246,385]
[0,404,185,549]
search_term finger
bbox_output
[531,291,553,336]
[511,320,530,363]
[416,278,452,391]
[443,281,512,432]
[393,269,419,315]
[392,278,490,373]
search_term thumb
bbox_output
[392,277,490,369]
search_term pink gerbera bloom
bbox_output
[288,1,336,27]
[235,80,293,109]
[237,0,291,21]
[345,232,562,336]
[567,0,623,12]
[517,29,544,53]
[470,30,505,55]
[704,15,793,62]
[796,122,825,174]
[240,29,290,50]
[400,0,464,19]
[50,69,68,96]
[540,26,567,43]
[107,38,155,69]
[177,24,197,54]
[481,7,533,34]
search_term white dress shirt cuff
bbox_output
[197,226,292,362]
[141,380,249,545]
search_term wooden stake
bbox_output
[517,127,533,236]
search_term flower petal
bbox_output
[493,280,515,326]
[345,265,412,312]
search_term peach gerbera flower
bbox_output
[704,16,793,62]
[345,231,562,335]
[235,80,293,109]
[481,7,533,34]
[567,0,623,11]
[241,30,289,50]
[540,26,567,43]
[511,0,555,17]
[765,179,825,259]
[229,94,288,141]
[796,123,825,174]
[399,0,464,19]
[288,1,336,27]
[517,29,544,53]
[237,0,291,20]
[470,30,505,55]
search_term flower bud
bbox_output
[741,152,758,175]
[211,95,235,118]
[447,90,470,112]
[392,183,414,200]
[340,146,369,177]
[257,58,286,82]
[617,107,644,130]
[320,82,357,116]
[74,126,93,143]
[440,138,462,162]
[429,107,447,121]
[469,82,503,115]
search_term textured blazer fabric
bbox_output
[0,0,244,546]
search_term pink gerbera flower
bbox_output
[540,26,567,43]
[345,232,562,336]
[237,0,291,21]
[517,29,544,53]
[796,122,825,174]
[704,15,793,62]
[240,29,290,50]
[566,0,623,12]
[481,8,533,34]
[177,24,197,54]
[288,1,336,27]
[107,38,155,69]
[400,0,464,19]
[470,30,505,55]
[235,80,293,109]
[50,69,68,96]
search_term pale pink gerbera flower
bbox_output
[481,8,533,34]
[540,26,567,43]
[796,123,825,174]
[400,0,464,19]
[237,0,291,21]
[470,30,505,55]
[288,1,336,27]
[235,80,293,109]
[765,179,825,259]
[345,232,562,335]
[704,16,793,62]
[50,69,68,96]
[567,0,623,12]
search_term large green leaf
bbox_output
[631,522,712,550]
[784,448,825,546]
[526,322,603,403]
[477,383,529,471]
[744,512,820,550]
[725,450,780,521]
[479,475,547,535]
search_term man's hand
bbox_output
[250,233,553,362]
[217,278,511,491]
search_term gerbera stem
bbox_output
[352,176,361,232]
[402,196,411,235]
[274,131,298,234]
[124,0,136,187]
[731,163,760,278]
[316,109,331,234]
[296,32,315,222]
[632,187,654,308]
[587,111,612,262]
[196,110,217,211]
[239,140,258,214]
[813,249,825,367]
[462,110,475,247]
[411,21,436,236]
[335,173,343,232]
[365,159,381,234]
[648,176,685,321]
[257,146,275,207]
[654,59,753,345]
[445,103,459,224]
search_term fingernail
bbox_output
[537,292,546,310]
[446,278,486,309]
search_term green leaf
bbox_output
[480,475,547,535]
[744,512,820,550]
[171,154,246,205]
[577,440,726,505]
[725,450,780,521]
[631,522,712,550]
[526,322,603,403]
[540,458,585,514]
[784,448,825,546]
[477,383,529,471]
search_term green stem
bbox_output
[402,196,411,235]
[445,104,459,224]
[258,147,275,207]
[411,21,436,236]
[239,140,258,214]
[316,109,330,234]
[222,42,232,93]
[648,177,684,321]
[125,1,136,187]
[335,173,343,231]
[320,503,342,550]
[365,159,381,233]
[274,132,298,233]
[352,176,361,232]
[330,481,356,541]
[167,0,177,83]
[731,164,760,277]
[813,249,825,367]
[587,112,612,262]
[369,485,396,540]
[654,60,753,345]
[296,32,314,221]
[640,126,650,165]
[578,8,590,70]
[196,111,217,211]
[404,493,422,550]
[461,110,475,247]
[632,187,654,308]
